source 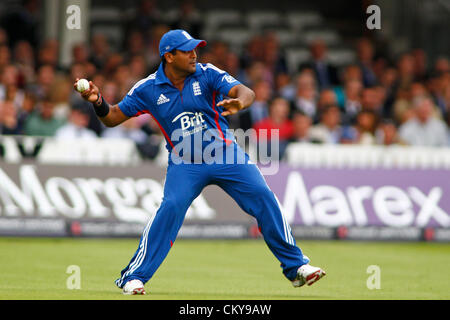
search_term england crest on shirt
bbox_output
[192,81,202,96]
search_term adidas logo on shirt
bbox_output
[157,94,170,105]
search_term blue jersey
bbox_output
[118,62,242,163]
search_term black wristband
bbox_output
[92,93,110,118]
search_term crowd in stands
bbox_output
[1,0,450,160]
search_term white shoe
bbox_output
[122,279,146,295]
[292,264,326,287]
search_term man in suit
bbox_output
[299,39,339,90]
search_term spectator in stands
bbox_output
[375,119,402,146]
[309,104,343,144]
[72,42,90,66]
[124,30,147,62]
[240,61,273,88]
[125,0,162,39]
[443,80,450,119]
[294,71,318,119]
[241,35,265,70]
[0,100,25,134]
[0,0,39,47]
[275,73,296,102]
[300,39,339,90]
[332,64,362,109]
[358,109,380,144]
[361,87,384,115]
[372,54,389,84]
[317,89,338,113]
[101,117,147,144]
[129,55,148,84]
[21,90,37,114]
[355,37,377,87]
[396,53,416,90]
[13,40,34,66]
[89,33,110,70]
[103,53,125,79]
[398,96,448,147]
[24,99,66,136]
[0,45,11,71]
[168,0,203,38]
[27,64,55,100]
[342,64,363,83]
[101,80,120,105]
[393,82,427,125]
[380,67,398,93]
[340,78,362,124]
[434,57,450,74]
[137,116,166,159]
[224,52,243,80]
[37,39,59,69]
[146,25,170,70]
[262,32,288,77]
[0,28,8,46]
[237,80,271,131]
[350,109,379,145]
[49,77,72,120]
[253,97,294,160]
[0,64,25,109]
[289,111,312,143]
[91,74,106,93]
[206,41,230,71]
[114,64,134,97]
[253,97,293,141]
[379,66,398,117]
[427,71,448,116]
[412,48,428,81]
[55,105,97,139]
[13,40,35,85]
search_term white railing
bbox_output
[2,135,450,169]
[0,135,142,166]
[284,143,450,169]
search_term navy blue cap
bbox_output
[159,29,206,57]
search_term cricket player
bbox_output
[74,29,325,295]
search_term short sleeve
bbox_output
[118,88,146,117]
[204,63,241,96]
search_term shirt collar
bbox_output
[155,62,201,85]
[155,63,171,85]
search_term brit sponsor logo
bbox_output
[172,111,206,134]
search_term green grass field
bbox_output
[0,237,449,300]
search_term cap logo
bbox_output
[181,31,193,40]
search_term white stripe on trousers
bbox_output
[253,163,295,246]
[118,213,156,286]
[274,194,295,245]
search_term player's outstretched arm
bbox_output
[218,84,255,117]
[73,78,130,127]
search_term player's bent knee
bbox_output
[159,198,186,218]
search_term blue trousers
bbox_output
[115,155,309,288]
